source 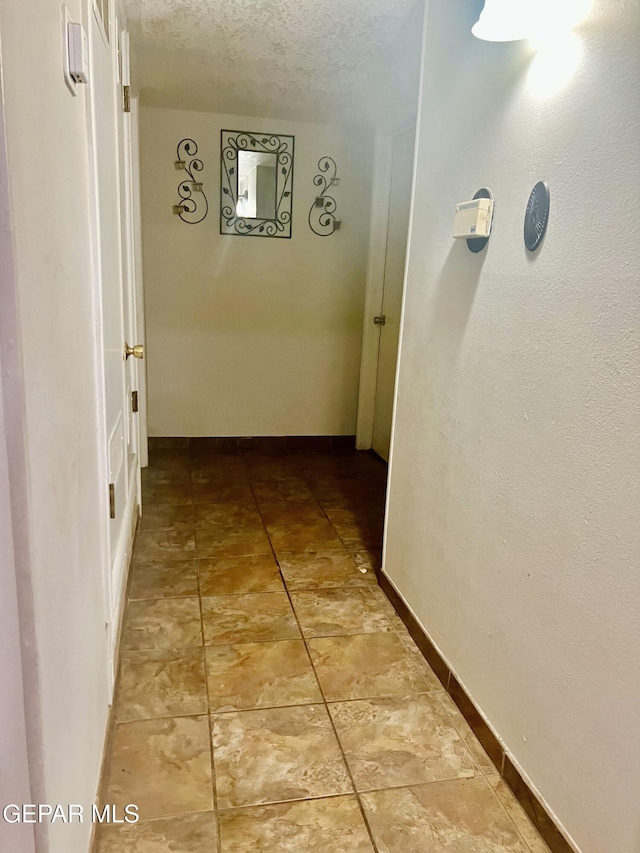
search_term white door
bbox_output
[371,127,415,460]
[87,0,140,653]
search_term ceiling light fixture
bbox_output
[471,0,532,42]
[472,0,593,43]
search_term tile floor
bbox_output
[95,446,550,853]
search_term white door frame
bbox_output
[84,0,120,689]
[356,121,417,450]
[130,95,149,469]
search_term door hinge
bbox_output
[131,390,139,413]
[109,483,116,519]
[373,315,386,326]
[123,85,131,113]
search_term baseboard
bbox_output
[148,435,357,451]
[379,572,575,853]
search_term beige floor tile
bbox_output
[369,586,407,631]
[260,500,325,526]
[437,692,496,775]
[278,550,374,590]
[328,694,478,791]
[290,588,393,637]
[144,453,191,476]
[105,716,213,820]
[96,812,218,853]
[324,506,384,527]
[139,504,195,532]
[133,523,196,562]
[195,502,263,526]
[194,504,270,557]
[122,598,202,651]
[206,640,321,712]
[192,479,255,503]
[129,560,198,600]
[190,459,246,482]
[116,648,207,721]
[396,633,445,691]
[142,479,193,506]
[487,776,552,852]
[212,704,352,808]
[324,507,384,551]
[252,478,315,502]
[268,518,344,555]
[201,592,300,645]
[244,457,295,476]
[196,524,272,558]
[218,796,374,853]
[361,778,530,852]
[352,550,382,576]
[311,481,381,506]
[307,633,433,701]
[198,555,284,596]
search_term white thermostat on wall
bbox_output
[452,197,494,240]
[63,6,89,94]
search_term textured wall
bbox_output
[0,359,35,853]
[385,1,640,851]
[141,107,373,437]
[0,0,113,851]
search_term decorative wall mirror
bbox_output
[220,130,295,238]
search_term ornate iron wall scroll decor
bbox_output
[220,130,294,238]
[173,139,209,224]
[308,157,341,236]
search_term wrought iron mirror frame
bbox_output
[220,130,295,238]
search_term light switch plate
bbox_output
[63,6,89,94]
[68,22,89,84]
[62,6,77,95]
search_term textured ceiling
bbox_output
[125,0,424,126]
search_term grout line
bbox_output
[235,456,383,846]
[432,694,485,778]
[214,772,507,814]
[196,561,222,853]
[484,774,545,853]
[107,807,217,825]
[277,577,381,853]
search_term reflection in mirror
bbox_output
[237,151,277,220]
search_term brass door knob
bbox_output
[124,343,144,360]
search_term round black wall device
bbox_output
[524,181,550,252]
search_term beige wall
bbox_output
[0,1,115,851]
[140,107,373,437]
[385,1,640,851]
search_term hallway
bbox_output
[95,445,549,852]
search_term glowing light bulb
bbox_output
[528,0,593,47]
[527,31,583,97]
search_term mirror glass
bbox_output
[236,151,277,219]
